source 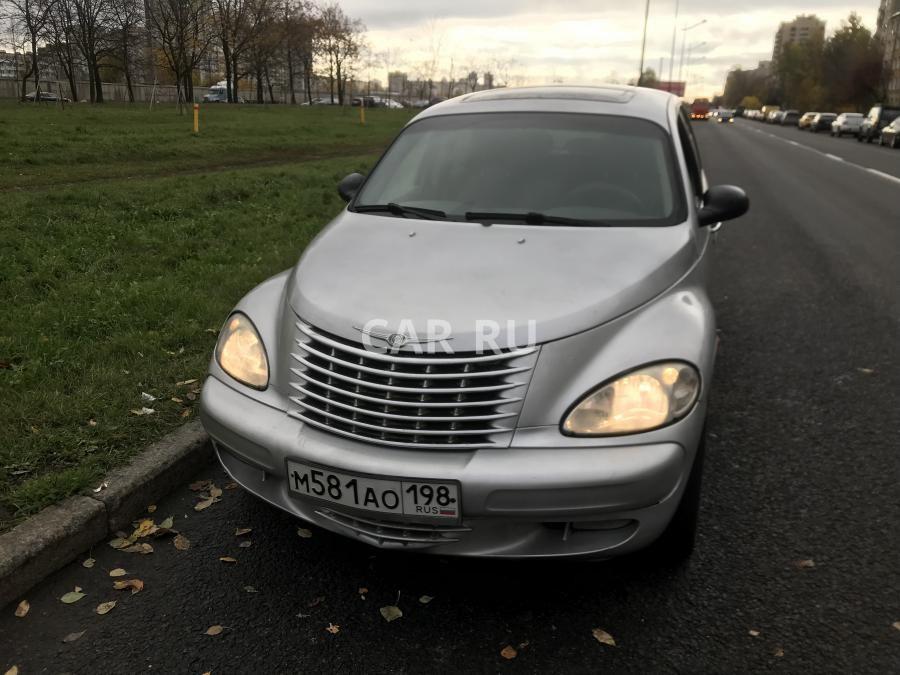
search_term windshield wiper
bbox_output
[464,211,610,227]
[355,203,447,220]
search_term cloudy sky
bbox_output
[341,0,878,99]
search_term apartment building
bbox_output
[772,15,826,61]
[876,0,900,105]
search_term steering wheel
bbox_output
[561,183,645,214]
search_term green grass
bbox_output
[0,102,412,529]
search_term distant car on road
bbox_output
[877,118,900,148]
[830,112,863,137]
[780,110,800,126]
[767,110,785,124]
[858,104,900,143]
[809,113,837,132]
[712,109,735,123]
[24,91,70,103]
[798,112,818,130]
[690,98,710,120]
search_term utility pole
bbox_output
[668,0,679,84]
[637,0,651,85]
[679,20,707,82]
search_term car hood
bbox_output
[288,211,700,351]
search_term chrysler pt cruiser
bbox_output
[200,85,749,561]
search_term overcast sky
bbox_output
[341,1,878,99]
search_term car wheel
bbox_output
[645,428,706,566]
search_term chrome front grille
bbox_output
[288,321,538,449]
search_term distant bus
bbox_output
[690,99,710,120]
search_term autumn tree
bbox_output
[822,13,883,110]
[317,2,362,104]
[4,0,56,100]
[145,0,213,106]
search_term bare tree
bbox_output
[5,0,56,101]
[43,0,81,100]
[145,0,214,107]
[212,0,271,102]
[316,2,361,105]
[108,0,143,101]
[280,0,316,103]
[71,0,113,102]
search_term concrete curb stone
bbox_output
[0,420,211,608]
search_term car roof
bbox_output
[410,85,677,129]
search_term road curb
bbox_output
[0,421,211,608]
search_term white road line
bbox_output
[735,123,900,187]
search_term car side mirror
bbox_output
[338,172,366,202]
[697,185,749,227]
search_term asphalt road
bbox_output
[3,120,899,674]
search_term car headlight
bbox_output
[215,312,269,389]
[562,362,700,436]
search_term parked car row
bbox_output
[740,104,900,147]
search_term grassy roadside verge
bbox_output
[0,104,409,530]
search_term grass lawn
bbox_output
[0,102,412,530]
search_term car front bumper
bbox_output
[200,375,698,559]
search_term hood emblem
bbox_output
[353,325,451,348]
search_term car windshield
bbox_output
[353,112,685,226]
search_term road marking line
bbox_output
[866,168,900,186]
[787,140,800,146]
[825,153,844,162]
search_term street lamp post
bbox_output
[685,41,706,97]
[668,0,679,84]
[637,0,651,86]
[678,19,707,82]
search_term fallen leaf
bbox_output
[209,485,223,499]
[14,600,29,618]
[5,666,18,675]
[113,579,144,595]
[419,595,434,604]
[224,482,239,490]
[174,534,191,550]
[189,479,213,492]
[297,528,313,539]
[62,630,85,643]
[141,392,157,402]
[358,587,368,596]
[186,392,197,401]
[205,625,224,636]
[773,647,785,657]
[219,556,237,564]
[176,378,198,386]
[591,627,616,647]
[325,623,340,634]
[893,621,900,632]
[108,537,131,549]
[171,397,184,404]
[88,418,97,426]
[244,586,258,593]
[158,516,174,530]
[379,605,403,622]
[181,409,193,418]
[239,540,252,548]
[195,497,216,511]
[82,558,96,568]
[793,559,815,569]
[308,596,325,608]
[130,407,156,416]
[749,629,761,637]
[500,645,518,660]
[92,481,109,493]
[147,504,157,513]
[61,590,86,604]
[95,600,117,615]
[109,568,127,578]
[235,527,252,536]
[518,641,530,650]
[123,543,154,554]
[132,519,158,538]
[857,367,875,374]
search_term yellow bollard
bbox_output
[193,103,199,134]
[360,102,366,126]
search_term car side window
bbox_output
[677,113,703,200]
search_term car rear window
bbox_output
[353,112,686,227]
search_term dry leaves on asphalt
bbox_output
[108,538,131,550]
[500,645,518,660]
[592,628,617,647]
[176,378,198,387]
[130,407,156,416]
[325,623,340,634]
[893,621,900,632]
[244,586,259,593]
[219,556,237,564]
[235,527,252,536]
[793,559,816,569]
[147,504,157,513]
[205,625,224,636]
[62,630,85,643]
[224,482,239,490]
[113,579,144,595]
[419,595,434,605]
[109,568,127,578]
[82,558,96,568]
[14,600,29,618]
[132,518,158,538]
[749,629,761,637]
[5,666,19,675]
[95,601,117,615]
[174,534,191,551]
[60,588,86,604]
[239,541,252,548]
[379,605,403,622]
[297,528,313,539]
[308,596,325,608]
[773,647,785,657]
[123,543,154,555]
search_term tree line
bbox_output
[723,13,885,112]
[0,0,365,105]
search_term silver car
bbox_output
[200,85,749,562]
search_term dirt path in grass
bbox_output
[1,143,385,193]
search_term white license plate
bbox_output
[286,460,461,523]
